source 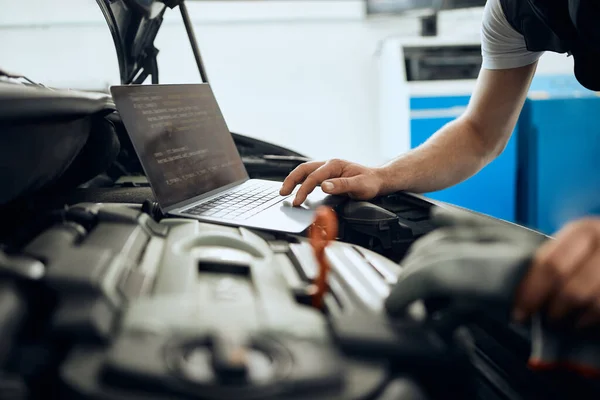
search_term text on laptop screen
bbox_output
[112,84,248,209]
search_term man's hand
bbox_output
[514,218,600,330]
[279,159,385,206]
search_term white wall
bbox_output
[0,1,572,167]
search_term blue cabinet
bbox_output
[517,75,600,234]
[408,75,599,230]
[410,95,518,222]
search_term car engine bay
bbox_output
[1,0,599,398]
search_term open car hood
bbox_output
[96,0,170,85]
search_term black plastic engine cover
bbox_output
[9,203,471,400]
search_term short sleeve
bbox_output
[481,0,544,69]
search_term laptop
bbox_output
[110,83,336,233]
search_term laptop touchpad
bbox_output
[302,187,345,209]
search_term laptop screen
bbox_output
[110,84,248,209]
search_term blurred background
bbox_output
[1,0,599,235]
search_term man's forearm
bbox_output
[375,117,498,195]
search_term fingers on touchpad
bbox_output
[282,199,310,209]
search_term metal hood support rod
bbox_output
[164,0,210,83]
[180,2,210,83]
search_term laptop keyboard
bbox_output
[184,181,285,221]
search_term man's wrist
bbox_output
[373,164,401,196]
